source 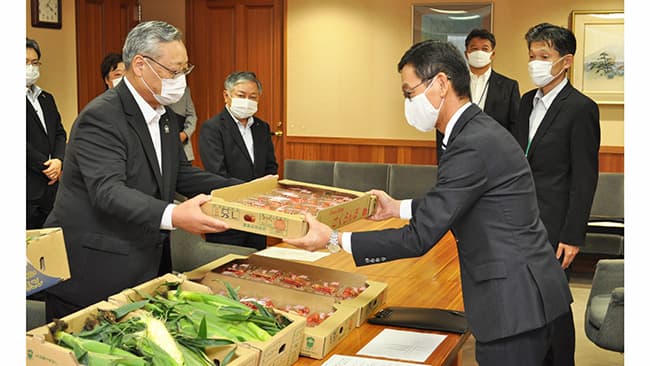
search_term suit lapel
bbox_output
[117,83,164,196]
[251,120,267,171]
[447,104,482,148]
[223,112,253,166]
[26,96,48,137]
[483,72,499,115]
[527,83,572,159]
[159,111,175,200]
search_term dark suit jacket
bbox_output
[351,104,572,343]
[436,70,520,161]
[44,81,242,309]
[199,108,278,181]
[514,82,600,249]
[26,90,67,200]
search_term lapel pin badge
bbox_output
[163,124,170,134]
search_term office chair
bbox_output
[584,259,624,353]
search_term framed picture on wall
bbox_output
[412,3,493,53]
[570,10,624,105]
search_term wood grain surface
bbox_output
[280,218,469,366]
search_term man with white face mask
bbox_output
[437,29,520,162]
[285,40,575,366]
[515,23,600,280]
[26,37,67,230]
[199,71,278,250]
[42,21,244,321]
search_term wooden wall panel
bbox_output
[599,146,624,172]
[284,137,624,173]
[76,0,138,111]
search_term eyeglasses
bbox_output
[26,60,42,67]
[402,77,433,100]
[143,55,194,79]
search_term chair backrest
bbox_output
[283,159,335,186]
[388,164,438,199]
[589,173,624,221]
[333,161,390,192]
[170,229,257,273]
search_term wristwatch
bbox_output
[326,230,341,253]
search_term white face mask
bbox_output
[467,50,492,68]
[142,60,186,105]
[230,97,258,119]
[26,64,40,86]
[404,77,444,132]
[528,56,565,88]
[111,76,123,88]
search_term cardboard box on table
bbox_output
[185,254,387,329]
[26,228,71,296]
[201,177,376,239]
[109,273,306,366]
[197,269,358,359]
[25,298,259,366]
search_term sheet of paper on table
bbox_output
[322,354,426,366]
[356,328,447,363]
[254,246,331,262]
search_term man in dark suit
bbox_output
[436,29,520,162]
[515,23,600,273]
[26,38,67,230]
[199,71,278,250]
[286,41,575,365]
[43,21,242,321]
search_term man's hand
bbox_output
[556,242,580,269]
[42,158,62,185]
[368,189,400,221]
[179,131,188,143]
[172,194,229,235]
[284,213,331,251]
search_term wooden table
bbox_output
[281,218,470,366]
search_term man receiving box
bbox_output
[286,40,575,365]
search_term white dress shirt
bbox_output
[26,85,47,134]
[527,78,568,155]
[227,106,256,163]
[123,77,175,230]
[470,68,491,110]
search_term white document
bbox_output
[588,221,624,228]
[356,329,447,363]
[322,354,426,366]
[254,246,331,262]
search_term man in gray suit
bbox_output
[286,41,574,365]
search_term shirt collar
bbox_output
[442,102,472,146]
[26,84,42,99]
[534,77,568,108]
[470,67,491,81]
[226,105,255,128]
[124,76,165,124]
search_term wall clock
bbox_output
[31,0,62,29]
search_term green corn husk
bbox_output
[54,330,146,366]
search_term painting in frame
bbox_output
[570,10,624,105]
[413,4,493,54]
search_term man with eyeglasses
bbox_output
[285,40,575,365]
[43,21,243,321]
[26,37,67,230]
[199,71,279,250]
